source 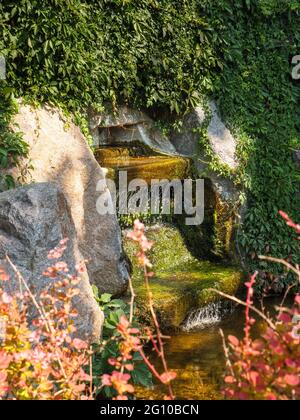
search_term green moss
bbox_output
[124,225,242,330]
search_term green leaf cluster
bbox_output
[202,0,300,291]
[91,288,152,398]
[0,0,220,113]
[0,92,29,190]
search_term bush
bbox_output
[0,240,92,400]
[202,1,300,291]
[224,278,300,400]
[223,212,300,400]
[0,222,176,400]
[0,96,29,190]
[91,291,153,399]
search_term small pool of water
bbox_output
[136,299,281,400]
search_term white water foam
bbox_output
[182,301,234,331]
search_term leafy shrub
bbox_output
[91,290,152,399]
[0,240,92,400]
[224,277,300,400]
[0,95,29,190]
[95,220,176,400]
[0,0,220,114]
[0,223,176,400]
[223,212,300,400]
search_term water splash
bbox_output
[182,301,234,331]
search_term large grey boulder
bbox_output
[0,183,103,342]
[6,103,129,296]
[171,100,237,169]
[89,105,178,156]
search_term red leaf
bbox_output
[278,313,291,323]
[0,267,9,282]
[224,376,235,384]
[285,374,300,386]
[249,371,261,386]
[228,335,239,347]
[160,371,177,384]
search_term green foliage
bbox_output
[91,288,152,398]
[0,0,221,189]
[0,0,220,114]
[0,92,29,190]
[202,0,300,291]
[0,0,299,290]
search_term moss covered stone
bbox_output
[124,225,242,330]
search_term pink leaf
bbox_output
[228,335,239,347]
[160,371,177,384]
[285,374,300,387]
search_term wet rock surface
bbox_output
[124,225,242,331]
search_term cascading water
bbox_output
[182,301,235,331]
[97,141,243,399]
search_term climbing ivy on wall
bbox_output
[0,0,221,187]
[202,0,300,292]
[0,96,29,189]
[0,0,299,290]
[0,0,220,113]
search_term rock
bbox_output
[89,105,178,156]
[294,150,300,168]
[170,101,241,261]
[208,101,237,170]
[170,100,240,204]
[169,106,205,158]
[0,183,104,342]
[171,100,237,170]
[6,103,129,296]
[124,225,242,330]
[89,105,151,130]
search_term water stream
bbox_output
[95,146,274,400]
[182,301,235,331]
[136,299,280,400]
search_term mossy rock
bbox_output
[124,225,242,330]
[174,177,238,262]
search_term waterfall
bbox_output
[182,301,234,331]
